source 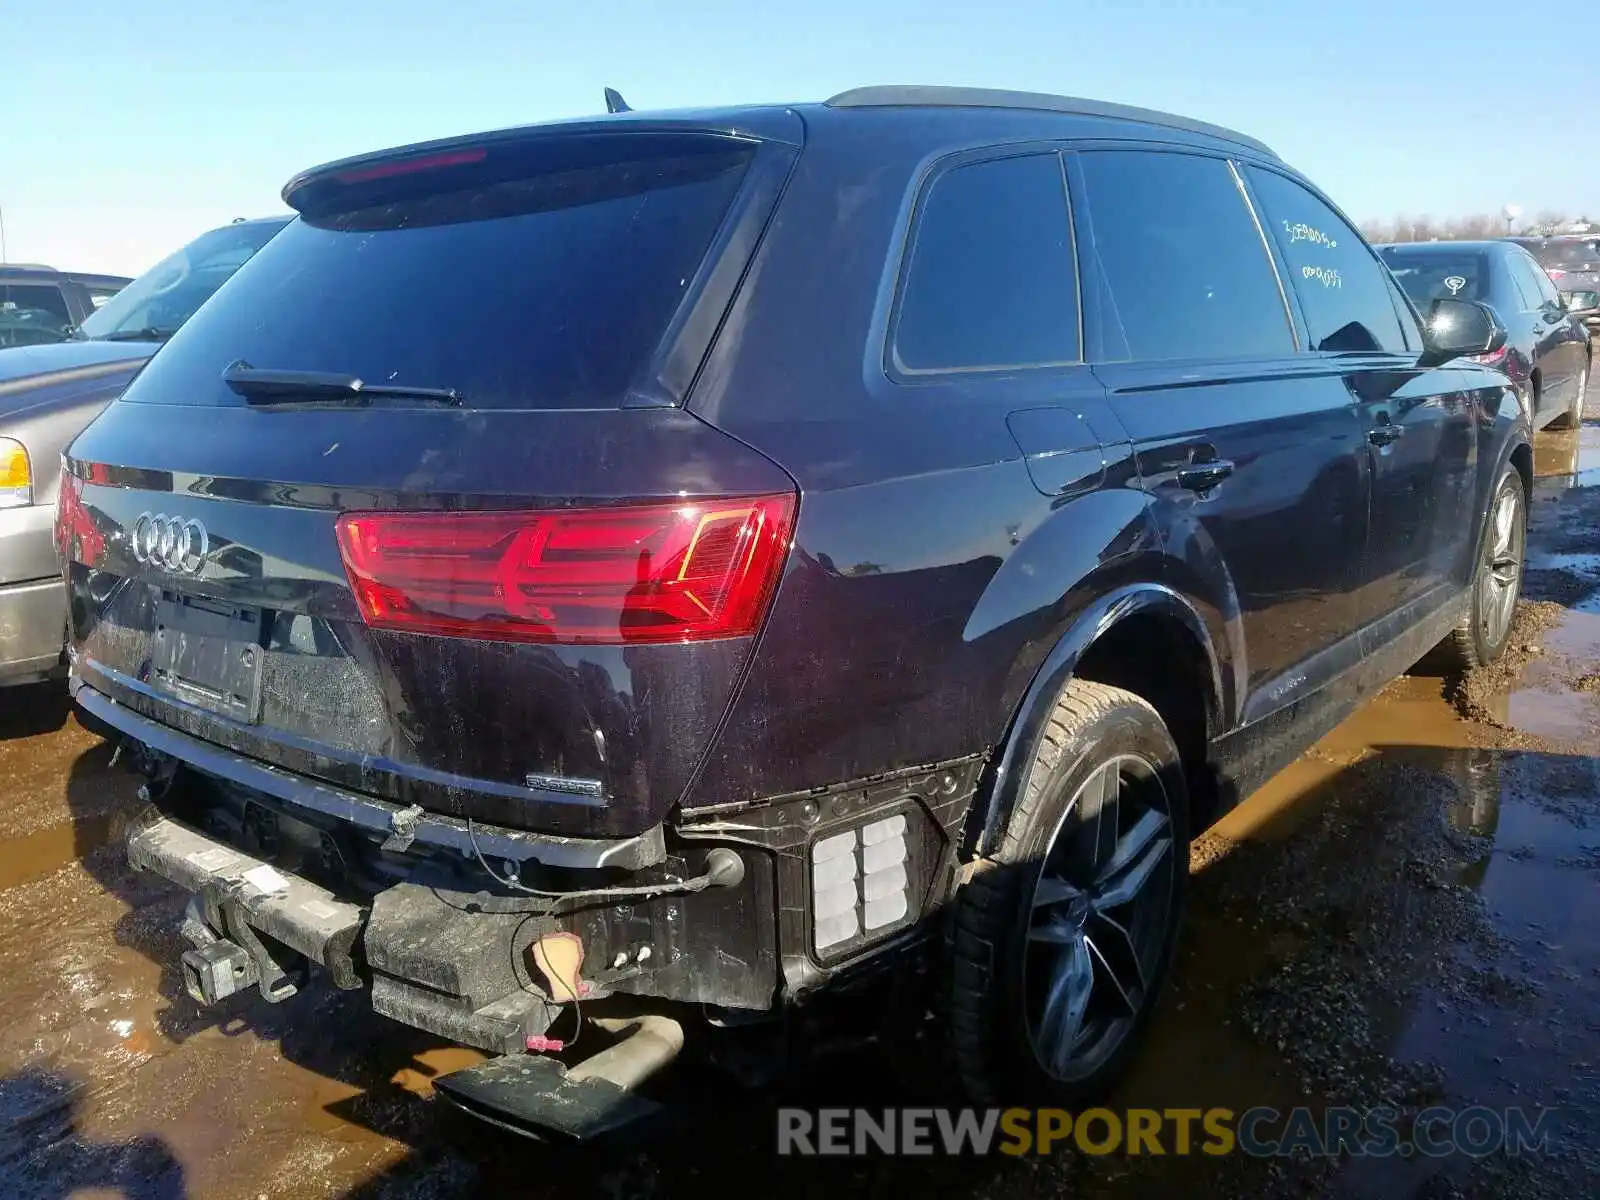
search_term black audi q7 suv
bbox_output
[57,87,1529,1134]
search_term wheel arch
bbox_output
[968,583,1228,859]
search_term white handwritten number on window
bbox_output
[1301,265,1342,289]
[1284,221,1338,250]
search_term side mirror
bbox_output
[1420,297,1506,367]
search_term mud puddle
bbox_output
[1533,420,1600,488]
[0,812,123,891]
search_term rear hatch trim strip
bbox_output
[74,678,667,871]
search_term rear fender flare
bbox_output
[972,583,1225,858]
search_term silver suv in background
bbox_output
[0,215,288,685]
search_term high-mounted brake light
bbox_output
[334,495,797,645]
[333,147,488,185]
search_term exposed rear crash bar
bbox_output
[75,680,666,870]
[127,812,366,999]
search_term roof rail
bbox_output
[823,85,1275,158]
[0,262,59,272]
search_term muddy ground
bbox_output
[2,399,1598,1199]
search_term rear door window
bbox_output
[1072,150,1294,362]
[117,134,757,410]
[892,152,1079,372]
[1245,167,1409,353]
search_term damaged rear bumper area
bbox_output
[109,696,985,1139]
[125,807,715,1139]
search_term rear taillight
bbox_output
[334,495,797,645]
[1469,345,1510,367]
[1547,268,1567,282]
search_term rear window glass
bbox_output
[117,134,756,410]
[1378,251,1492,306]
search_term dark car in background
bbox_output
[1381,239,1590,429]
[0,265,134,348]
[0,215,288,685]
[59,87,1528,1132]
[1507,235,1600,332]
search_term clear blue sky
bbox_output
[6,0,1593,276]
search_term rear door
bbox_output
[1070,147,1370,719]
[1242,165,1479,637]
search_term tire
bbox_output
[947,680,1190,1106]
[1434,465,1527,672]
[1546,363,1588,431]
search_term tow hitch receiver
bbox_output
[434,1014,685,1142]
[127,812,365,1003]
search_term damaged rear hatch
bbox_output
[61,113,803,840]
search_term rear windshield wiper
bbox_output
[98,326,180,343]
[222,362,463,407]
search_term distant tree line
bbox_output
[1359,210,1593,244]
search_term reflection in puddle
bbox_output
[1439,747,1501,838]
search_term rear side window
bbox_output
[118,134,756,409]
[1073,151,1294,362]
[892,153,1079,372]
[1245,168,1408,353]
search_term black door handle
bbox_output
[1176,460,1235,491]
[1368,424,1405,447]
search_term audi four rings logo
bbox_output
[131,513,209,575]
